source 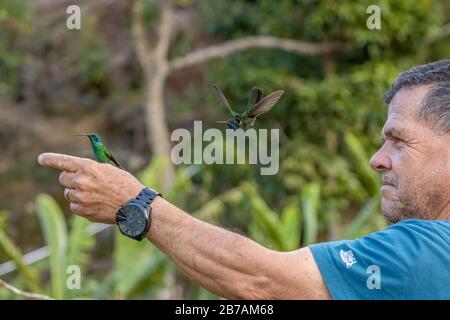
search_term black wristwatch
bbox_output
[116,187,162,241]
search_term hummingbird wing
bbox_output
[211,84,239,117]
[106,151,123,169]
[248,87,263,106]
[244,90,285,118]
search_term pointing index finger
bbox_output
[37,153,84,172]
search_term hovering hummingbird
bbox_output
[212,84,284,130]
[76,133,123,169]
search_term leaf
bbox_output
[342,195,380,239]
[114,231,169,298]
[166,166,193,205]
[0,211,41,292]
[91,272,116,299]
[193,186,245,222]
[36,194,67,300]
[242,182,284,249]
[138,155,171,192]
[345,133,380,196]
[67,216,94,268]
[301,183,320,246]
[66,215,94,298]
[280,203,301,251]
[248,222,279,250]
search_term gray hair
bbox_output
[384,60,450,132]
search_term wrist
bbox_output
[121,181,145,207]
[116,186,162,241]
[144,195,165,240]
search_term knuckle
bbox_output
[70,203,89,217]
[78,161,89,172]
[70,191,82,203]
[81,159,97,172]
[58,172,66,184]
[69,203,81,214]
[73,176,85,189]
[57,158,65,169]
[79,192,91,204]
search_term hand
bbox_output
[38,153,145,224]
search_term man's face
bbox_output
[370,86,450,223]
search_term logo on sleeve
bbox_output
[339,249,357,268]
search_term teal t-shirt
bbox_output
[309,219,450,299]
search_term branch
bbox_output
[0,278,54,300]
[153,0,174,71]
[31,0,84,12]
[168,36,345,72]
[131,0,154,73]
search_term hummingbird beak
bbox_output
[75,133,90,137]
[216,121,228,123]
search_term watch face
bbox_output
[118,204,148,238]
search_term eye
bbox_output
[394,138,406,149]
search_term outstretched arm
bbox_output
[148,197,330,299]
[38,153,331,300]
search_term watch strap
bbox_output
[136,188,162,209]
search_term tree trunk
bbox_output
[145,69,175,190]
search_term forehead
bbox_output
[383,86,432,137]
[387,86,431,118]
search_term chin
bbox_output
[381,201,401,224]
[382,211,401,224]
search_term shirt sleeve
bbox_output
[309,221,426,299]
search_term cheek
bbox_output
[390,147,424,177]
[423,157,450,187]
[396,150,447,189]
[389,149,409,177]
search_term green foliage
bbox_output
[301,183,320,246]
[199,0,439,59]
[0,211,41,292]
[244,182,286,249]
[114,233,169,298]
[36,194,68,299]
[343,195,380,239]
[0,0,33,89]
[345,133,380,196]
[35,194,95,299]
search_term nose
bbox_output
[370,144,391,172]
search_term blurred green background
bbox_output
[0,0,448,299]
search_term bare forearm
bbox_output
[147,197,277,299]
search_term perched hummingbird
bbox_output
[212,84,284,130]
[76,133,123,169]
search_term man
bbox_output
[38,60,450,299]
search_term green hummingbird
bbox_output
[76,133,123,169]
[211,84,284,130]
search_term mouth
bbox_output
[381,176,397,190]
[382,174,397,185]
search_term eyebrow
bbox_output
[381,126,407,142]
